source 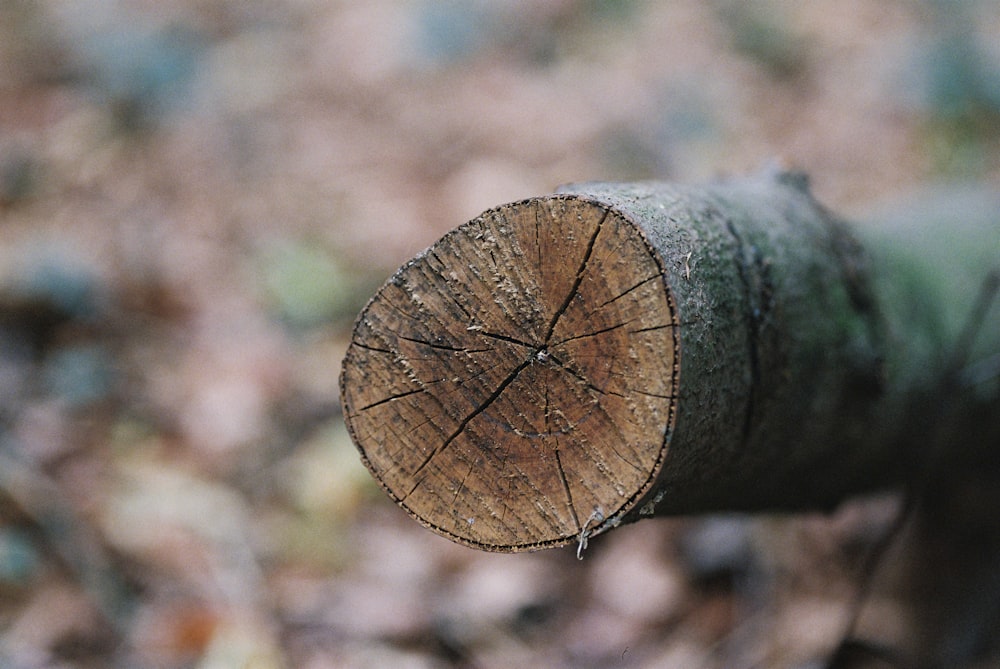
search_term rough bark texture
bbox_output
[340,171,1000,553]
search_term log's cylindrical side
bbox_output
[558,176,893,533]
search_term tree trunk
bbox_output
[339,170,1000,553]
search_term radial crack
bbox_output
[450,461,475,512]
[396,334,474,352]
[351,340,393,354]
[534,205,544,275]
[405,356,534,496]
[609,444,644,472]
[550,357,625,399]
[477,330,536,348]
[628,323,674,334]
[592,274,660,310]
[628,388,677,400]
[552,318,637,346]
[544,210,607,341]
[360,387,427,411]
[555,449,581,532]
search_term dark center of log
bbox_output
[340,196,679,551]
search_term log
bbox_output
[339,170,1000,553]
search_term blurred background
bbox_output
[1,1,999,667]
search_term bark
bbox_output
[339,170,1000,553]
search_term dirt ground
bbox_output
[2,1,999,667]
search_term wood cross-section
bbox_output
[341,196,679,551]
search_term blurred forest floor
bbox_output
[1,1,999,667]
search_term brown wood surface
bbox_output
[341,197,679,551]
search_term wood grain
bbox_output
[341,197,679,551]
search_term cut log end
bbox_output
[341,196,680,551]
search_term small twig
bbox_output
[0,443,134,637]
[576,508,604,560]
[947,269,1000,381]
[829,494,914,666]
